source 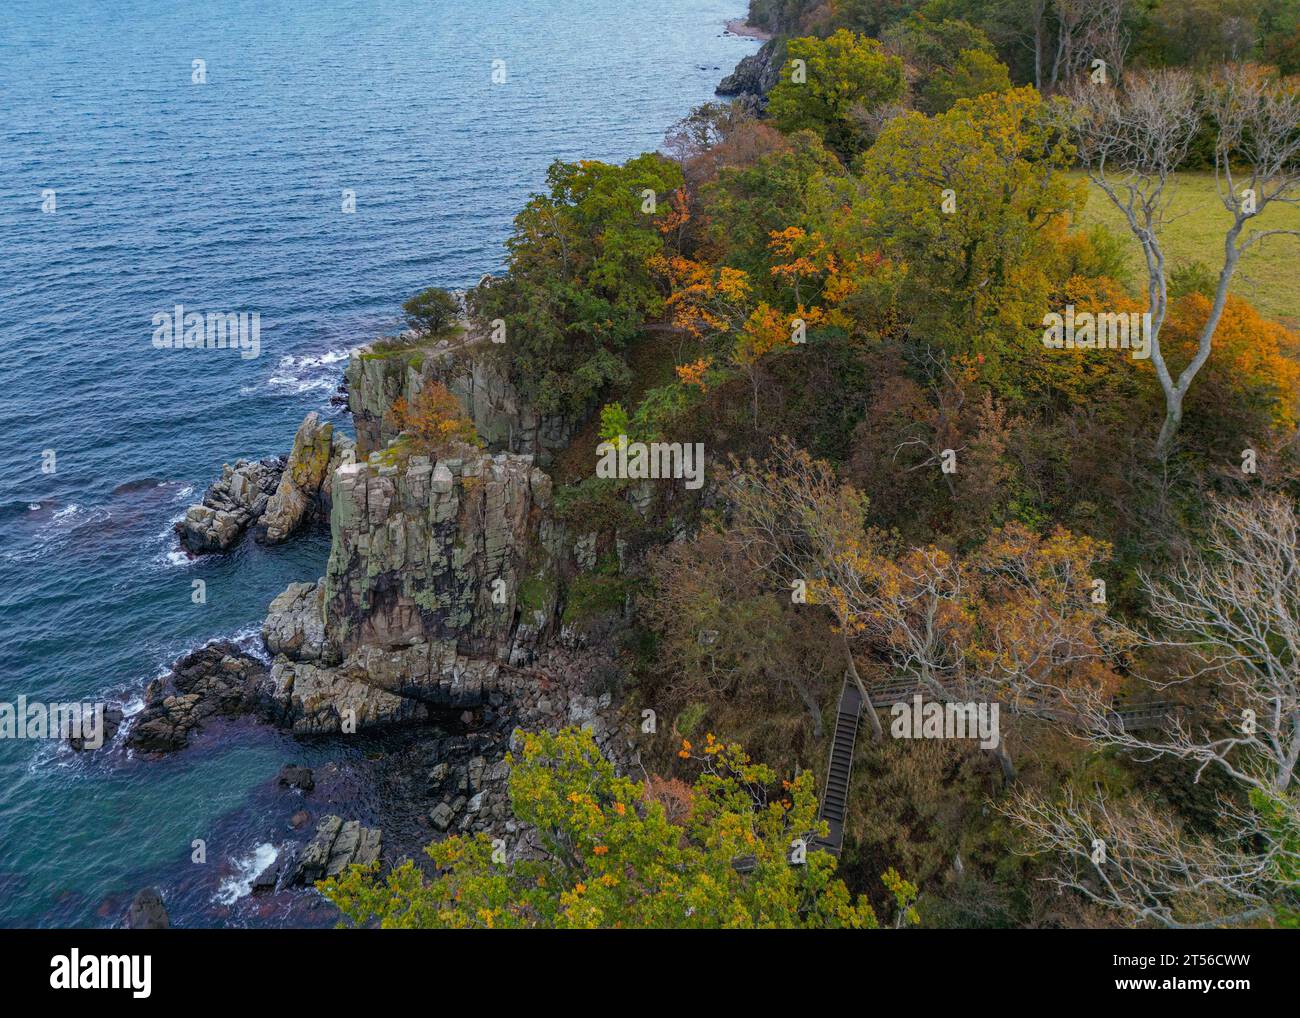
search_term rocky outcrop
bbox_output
[716,37,786,99]
[323,450,561,662]
[288,815,381,885]
[268,652,430,735]
[432,349,580,467]
[125,642,282,752]
[277,764,314,791]
[68,705,124,751]
[175,457,284,554]
[258,413,354,544]
[262,581,337,664]
[126,887,170,929]
[176,413,353,555]
[345,339,579,466]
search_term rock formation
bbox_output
[175,412,354,555]
[288,816,382,886]
[175,457,283,554]
[277,763,314,791]
[140,333,655,882]
[125,642,282,752]
[346,339,579,466]
[716,37,785,99]
[258,412,354,544]
[126,887,170,929]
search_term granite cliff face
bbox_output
[323,450,559,660]
[261,444,570,737]
[258,412,355,544]
[345,338,579,467]
[716,37,786,100]
[141,335,645,849]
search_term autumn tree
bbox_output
[320,727,885,929]
[819,520,1124,781]
[1064,65,1300,458]
[699,129,846,280]
[645,526,845,751]
[856,86,1083,357]
[388,382,480,458]
[468,153,684,421]
[767,29,907,162]
[1025,0,1132,93]
[881,14,1013,113]
[729,439,1126,775]
[1001,494,1300,927]
[726,438,887,738]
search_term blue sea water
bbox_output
[0,0,757,927]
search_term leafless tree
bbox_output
[1025,0,1131,93]
[1066,67,1300,459]
[726,438,886,739]
[1001,494,1300,927]
[1081,494,1300,793]
[823,525,1122,781]
[999,786,1290,927]
[733,444,1123,775]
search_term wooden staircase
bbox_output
[814,679,864,858]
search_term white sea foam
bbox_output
[4,503,111,563]
[263,344,361,396]
[214,842,279,905]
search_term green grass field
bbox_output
[1071,171,1300,327]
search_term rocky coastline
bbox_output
[121,319,659,924]
[113,19,763,927]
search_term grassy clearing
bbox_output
[1071,170,1300,327]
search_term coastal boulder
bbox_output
[175,457,284,554]
[262,581,337,664]
[125,642,280,752]
[277,764,315,791]
[67,705,124,751]
[288,815,381,885]
[258,412,352,543]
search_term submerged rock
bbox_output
[277,764,315,791]
[67,705,124,751]
[126,887,170,929]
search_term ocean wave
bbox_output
[231,625,272,664]
[1,503,112,564]
[214,842,279,906]
[260,344,362,397]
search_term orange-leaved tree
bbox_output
[388,382,481,458]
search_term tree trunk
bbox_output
[1152,231,1241,461]
[1154,394,1182,461]
[841,633,883,740]
[992,743,1017,784]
